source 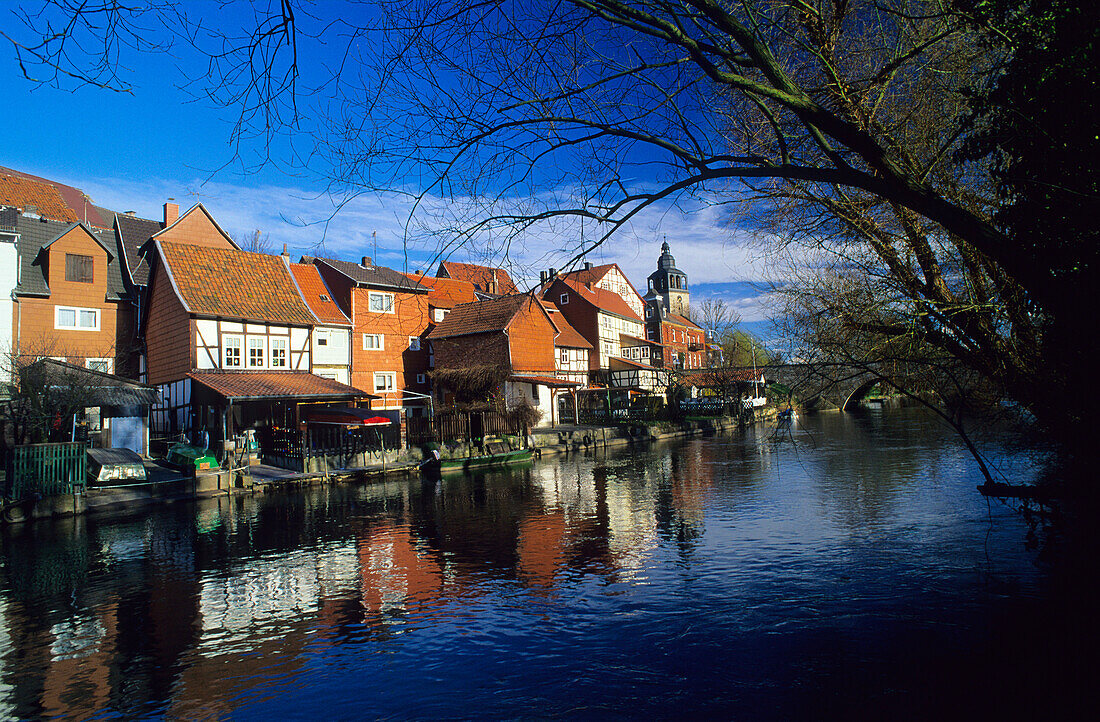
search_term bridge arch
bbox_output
[841,378,881,412]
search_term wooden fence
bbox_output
[407,410,524,446]
[6,442,87,499]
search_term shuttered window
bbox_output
[65,254,94,283]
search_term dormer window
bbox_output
[65,254,93,283]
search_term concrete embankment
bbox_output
[5,410,780,524]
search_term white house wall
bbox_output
[194,319,311,372]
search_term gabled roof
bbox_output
[314,257,426,293]
[290,263,351,325]
[0,166,114,227]
[558,263,615,286]
[666,313,702,329]
[40,222,114,258]
[150,202,240,249]
[12,214,128,300]
[400,272,477,308]
[426,293,534,339]
[114,213,162,286]
[438,261,519,295]
[156,241,315,325]
[0,171,78,224]
[554,278,643,322]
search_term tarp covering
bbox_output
[305,407,393,426]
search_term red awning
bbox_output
[305,408,393,426]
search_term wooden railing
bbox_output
[6,442,87,499]
[407,410,525,446]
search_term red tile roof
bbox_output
[401,272,477,308]
[189,372,370,400]
[560,279,643,322]
[158,242,315,325]
[667,313,702,329]
[439,261,519,295]
[426,294,534,339]
[0,166,113,228]
[291,263,351,325]
[558,263,615,286]
[0,172,79,223]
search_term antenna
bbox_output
[372,231,377,260]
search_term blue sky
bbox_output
[1,2,779,341]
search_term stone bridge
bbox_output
[758,363,886,411]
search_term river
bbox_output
[0,407,1091,719]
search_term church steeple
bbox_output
[646,239,689,316]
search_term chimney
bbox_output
[549,267,557,279]
[414,269,422,275]
[584,261,592,271]
[282,243,289,259]
[540,270,548,284]
[124,210,136,216]
[361,256,372,267]
[163,202,179,226]
[490,269,498,294]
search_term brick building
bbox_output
[311,256,432,413]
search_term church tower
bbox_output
[645,241,689,316]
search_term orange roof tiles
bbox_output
[426,294,533,339]
[561,279,643,322]
[439,261,519,295]
[0,172,78,223]
[189,372,369,400]
[158,242,315,325]
[401,272,477,308]
[667,313,702,329]
[558,263,615,286]
[291,263,350,325]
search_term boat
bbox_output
[420,440,534,475]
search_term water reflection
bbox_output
[0,408,1059,718]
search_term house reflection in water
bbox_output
[0,443,729,717]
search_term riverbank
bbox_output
[3,410,778,525]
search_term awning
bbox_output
[305,407,392,426]
[188,372,374,402]
[508,374,583,388]
[21,358,160,407]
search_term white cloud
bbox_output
[77,174,775,289]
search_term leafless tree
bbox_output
[3,1,1087,460]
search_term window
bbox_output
[560,293,569,305]
[65,254,94,283]
[409,336,421,351]
[369,292,394,313]
[560,349,568,365]
[531,384,539,401]
[55,306,99,330]
[271,337,287,368]
[316,331,328,346]
[417,373,426,384]
[319,294,330,302]
[224,336,242,367]
[363,334,384,350]
[85,358,111,373]
[374,372,396,392]
[433,308,448,322]
[248,337,266,367]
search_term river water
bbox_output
[0,408,1091,719]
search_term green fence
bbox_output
[6,442,87,499]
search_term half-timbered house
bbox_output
[142,209,368,457]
